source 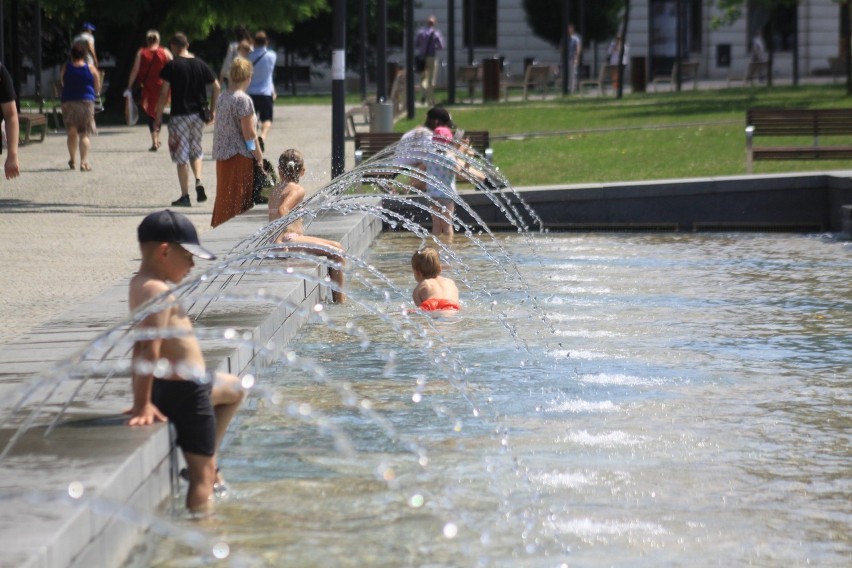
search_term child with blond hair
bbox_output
[268,149,347,303]
[411,247,460,311]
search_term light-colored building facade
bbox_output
[415,0,843,84]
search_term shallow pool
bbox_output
[150,231,851,566]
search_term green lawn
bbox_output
[392,85,852,185]
[30,84,852,185]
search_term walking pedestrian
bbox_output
[154,33,220,207]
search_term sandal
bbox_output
[68,160,75,170]
[80,163,92,172]
[149,144,158,152]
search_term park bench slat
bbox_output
[354,130,492,165]
[745,108,852,173]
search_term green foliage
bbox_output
[710,0,801,28]
[395,84,852,185]
[522,0,624,46]
[275,0,405,67]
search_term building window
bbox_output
[650,0,701,57]
[748,1,797,52]
[463,0,497,48]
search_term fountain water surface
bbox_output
[1,136,850,567]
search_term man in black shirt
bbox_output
[155,33,219,207]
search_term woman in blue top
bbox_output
[61,41,100,171]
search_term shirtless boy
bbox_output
[128,210,245,514]
[411,247,460,311]
[267,148,347,303]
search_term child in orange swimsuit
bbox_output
[411,247,460,311]
[267,149,347,302]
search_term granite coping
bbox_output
[0,203,383,568]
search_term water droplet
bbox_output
[298,403,312,416]
[68,481,84,499]
[443,523,458,538]
[223,328,237,340]
[412,393,422,403]
[409,494,425,508]
[212,541,230,559]
[313,304,324,313]
[241,374,255,389]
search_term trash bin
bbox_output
[369,101,393,133]
[630,56,647,93]
[482,58,501,102]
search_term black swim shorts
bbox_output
[152,378,216,457]
[250,94,274,123]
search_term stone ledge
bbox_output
[0,204,383,568]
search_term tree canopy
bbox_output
[522,0,625,47]
[29,0,328,104]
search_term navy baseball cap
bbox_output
[138,210,216,260]
[82,22,96,31]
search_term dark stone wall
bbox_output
[383,174,852,233]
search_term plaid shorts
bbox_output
[167,114,205,164]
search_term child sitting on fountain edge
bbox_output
[267,148,347,303]
[127,210,245,515]
[411,247,460,311]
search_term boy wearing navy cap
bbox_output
[128,210,244,514]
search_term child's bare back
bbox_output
[268,178,305,241]
[411,248,460,311]
[266,149,347,302]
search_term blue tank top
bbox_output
[61,64,96,102]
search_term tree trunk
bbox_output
[616,0,630,99]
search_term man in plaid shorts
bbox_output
[155,33,220,207]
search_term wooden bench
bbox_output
[18,113,48,145]
[354,130,493,166]
[503,64,554,101]
[745,108,852,173]
[18,98,49,145]
[651,61,699,92]
[579,64,620,96]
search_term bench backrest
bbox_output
[458,65,481,83]
[355,130,491,161]
[747,108,852,137]
[677,61,699,81]
[524,64,552,85]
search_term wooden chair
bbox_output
[651,61,699,92]
[457,65,481,103]
[388,70,407,118]
[579,64,620,96]
[345,102,370,139]
[503,64,554,101]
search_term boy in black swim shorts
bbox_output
[127,210,245,514]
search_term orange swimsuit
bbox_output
[419,298,460,311]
